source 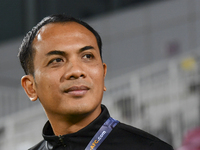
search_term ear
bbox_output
[103,63,107,79]
[103,63,107,91]
[21,75,38,101]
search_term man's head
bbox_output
[19,14,107,122]
[18,14,103,75]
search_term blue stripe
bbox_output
[85,117,119,150]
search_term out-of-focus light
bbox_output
[177,127,200,150]
[180,57,196,71]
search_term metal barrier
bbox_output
[102,52,200,148]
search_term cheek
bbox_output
[90,64,104,84]
[35,70,60,90]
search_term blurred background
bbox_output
[0,0,200,149]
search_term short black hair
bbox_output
[18,14,102,75]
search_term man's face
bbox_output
[30,22,106,118]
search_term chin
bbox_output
[66,102,101,116]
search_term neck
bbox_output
[46,108,102,136]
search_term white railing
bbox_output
[0,86,40,119]
[102,50,200,148]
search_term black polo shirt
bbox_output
[29,105,173,150]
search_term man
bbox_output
[18,14,173,150]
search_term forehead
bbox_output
[32,21,100,64]
[33,22,96,44]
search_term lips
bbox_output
[64,85,89,96]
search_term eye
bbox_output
[48,58,64,65]
[83,54,94,59]
[53,58,63,62]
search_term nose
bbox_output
[63,60,86,80]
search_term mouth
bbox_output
[64,85,90,97]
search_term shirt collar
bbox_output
[42,105,110,149]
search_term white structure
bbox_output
[103,50,200,148]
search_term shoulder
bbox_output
[106,122,174,150]
[28,140,46,150]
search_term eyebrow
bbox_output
[79,46,95,52]
[46,46,95,56]
[46,50,66,56]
